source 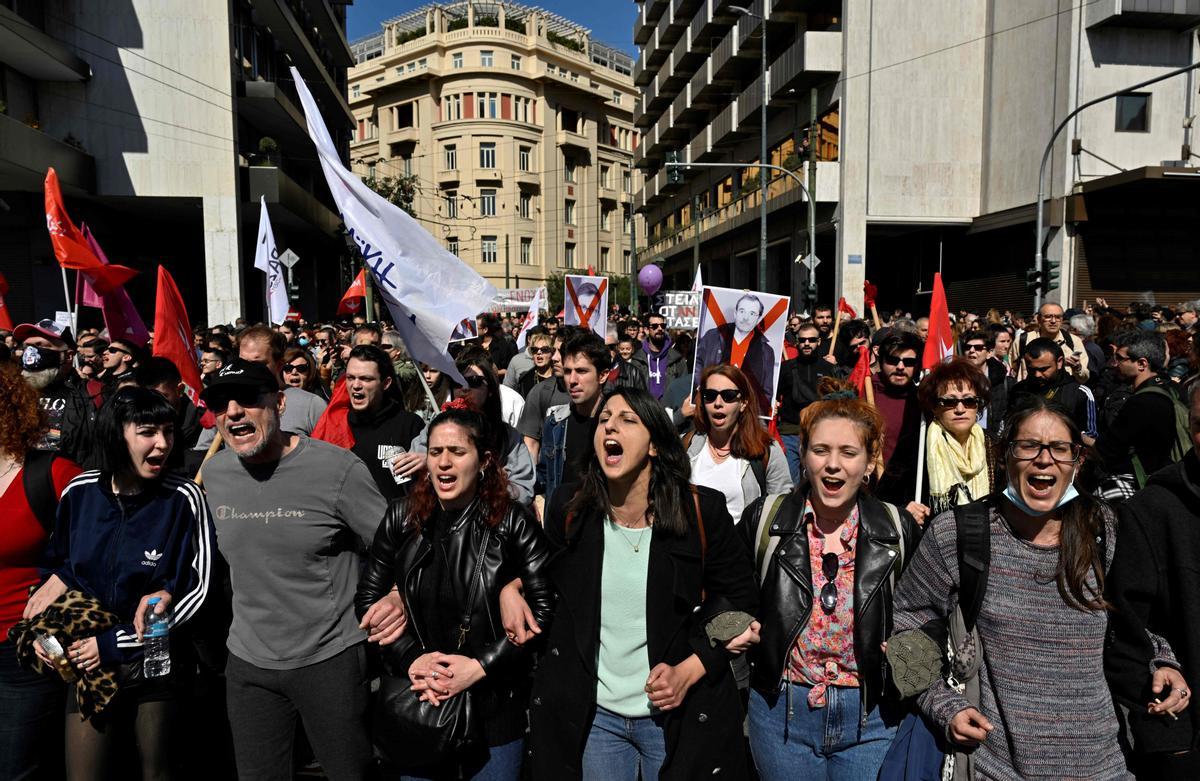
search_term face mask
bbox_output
[1003,467,1079,516]
[298,336,309,347]
[22,345,61,372]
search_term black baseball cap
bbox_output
[200,358,280,406]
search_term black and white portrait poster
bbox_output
[692,285,790,419]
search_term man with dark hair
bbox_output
[695,293,777,413]
[200,347,227,384]
[537,331,610,504]
[812,304,834,340]
[777,320,840,483]
[871,332,924,505]
[99,338,142,386]
[1095,331,1182,495]
[277,320,300,346]
[1012,336,1098,443]
[238,324,326,436]
[632,310,687,400]
[135,356,204,473]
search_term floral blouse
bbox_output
[786,500,861,707]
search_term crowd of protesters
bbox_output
[0,292,1197,781]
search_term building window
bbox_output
[479,142,496,169]
[402,155,412,176]
[520,237,532,265]
[564,243,576,267]
[367,162,376,179]
[481,236,498,263]
[445,190,458,218]
[623,170,632,193]
[602,207,613,231]
[601,247,610,270]
[564,157,576,183]
[418,58,427,69]
[407,62,416,72]
[519,192,532,219]
[623,250,631,272]
[514,96,531,123]
[511,54,521,70]
[623,210,632,234]
[612,90,621,104]
[518,146,531,171]
[447,237,460,255]
[452,52,463,69]
[352,85,360,98]
[1115,93,1150,133]
[480,189,496,216]
[481,50,494,67]
[564,199,575,225]
[444,144,457,169]
[600,165,610,188]
[443,94,462,121]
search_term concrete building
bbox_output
[634,0,1200,315]
[0,0,355,327]
[347,1,642,289]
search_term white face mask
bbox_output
[1003,466,1079,516]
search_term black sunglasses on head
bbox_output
[461,374,487,389]
[701,388,741,404]
[882,355,918,368]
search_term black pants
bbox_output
[225,644,372,781]
[0,640,65,781]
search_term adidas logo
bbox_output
[141,549,163,567]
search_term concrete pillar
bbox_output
[835,0,868,315]
[203,195,242,325]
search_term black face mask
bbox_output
[22,345,62,372]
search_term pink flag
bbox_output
[79,224,151,346]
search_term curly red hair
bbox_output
[0,363,46,457]
[405,408,511,531]
[692,364,772,460]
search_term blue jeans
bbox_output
[399,738,523,781]
[0,640,65,781]
[582,706,667,781]
[780,434,803,485]
[748,682,898,781]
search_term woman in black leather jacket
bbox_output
[355,403,554,781]
[738,379,921,780]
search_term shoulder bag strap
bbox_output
[456,518,493,651]
[22,450,58,534]
[954,500,991,633]
[754,493,789,582]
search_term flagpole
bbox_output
[412,357,441,413]
[914,416,927,503]
[827,313,842,359]
[60,267,75,334]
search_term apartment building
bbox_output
[635,0,1200,314]
[347,2,642,288]
[0,0,355,326]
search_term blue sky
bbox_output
[346,0,638,53]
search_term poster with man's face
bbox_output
[692,285,790,420]
[563,274,609,339]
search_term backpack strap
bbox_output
[22,450,59,534]
[749,454,767,498]
[689,485,706,565]
[953,500,992,633]
[753,493,789,583]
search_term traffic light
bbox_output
[1024,267,1043,294]
[1044,259,1061,291]
[803,280,818,312]
[665,150,682,184]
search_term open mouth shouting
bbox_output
[1024,471,1059,502]
[349,387,368,409]
[433,471,458,495]
[602,438,624,467]
[225,421,258,447]
[817,474,847,499]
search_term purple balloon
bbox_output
[638,264,663,297]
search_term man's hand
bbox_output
[724,621,761,654]
[23,574,67,620]
[1149,666,1191,718]
[906,501,931,527]
[948,708,994,747]
[360,588,407,645]
[499,579,539,646]
[645,655,705,711]
[822,354,839,366]
[391,452,426,478]
[132,591,172,640]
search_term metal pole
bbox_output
[807,87,818,313]
[504,234,510,289]
[692,194,700,285]
[759,22,768,293]
[1034,59,1200,311]
[629,204,638,315]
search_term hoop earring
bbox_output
[862,474,870,485]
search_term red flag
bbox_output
[863,281,878,310]
[44,169,138,295]
[311,377,354,449]
[838,297,858,319]
[848,344,872,397]
[921,272,954,371]
[152,266,205,412]
[0,273,13,331]
[79,224,152,346]
[337,269,366,316]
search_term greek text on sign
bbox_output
[652,290,700,329]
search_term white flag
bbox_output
[515,287,546,349]
[254,197,290,326]
[691,264,703,293]
[290,66,495,385]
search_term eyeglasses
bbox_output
[209,389,270,415]
[1039,314,1063,321]
[531,346,553,355]
[701,388,742,404]
[936,396,981,410]
[1008,439,1081,464]
[283,362,309,374]
[964,344,987,353]
[882,355,918,368]
[797,337,820,344]
[819,552,840,614]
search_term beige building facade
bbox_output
[348,2,643,289]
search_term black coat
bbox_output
[527,484,759,780]
[1105,451,1200,754]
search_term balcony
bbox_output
[237,79,311,151]
[771,30,842,96]
[0,113,95,193]
[0,5,90,81]
[599,184,619,202]
[387,126,419,145]
[255,0,353,126]
[475,168,503,182]
[437,167,460,185]
[635,0,670,48]
[1086,0,1200,29]
[245,164,340,236]
[515,169,539,187]
[556,129,591,150]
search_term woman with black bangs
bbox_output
[22,386,215,781]
[521,387,760,781]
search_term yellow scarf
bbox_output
[926,423,990,514]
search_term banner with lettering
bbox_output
[651,290,701,330]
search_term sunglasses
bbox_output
[283,362,309,374]
[964,344,987,352]
[883,355,918,368]
[209,388,270,414]
[104,347,130,357]
[461,374,487,389]
[648,323,666,330]
[531,346,553,355]
[701,388,742,404]
[819,552,840,614]
[797,337,820,344]
[936,396,981,409]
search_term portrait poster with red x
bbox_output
[563,274,608,338]
[691,285,790,421]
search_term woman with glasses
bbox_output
[741,378,920,780]
[516,334,556,398]
[892,395,1189,779]
[905,358,1001,526]
[281,346,329,400]
[687,365,791,526]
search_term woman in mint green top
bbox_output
[526,388,761,781]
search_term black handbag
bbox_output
[371,524,491,770]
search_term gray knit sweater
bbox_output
[892,505,1131,781]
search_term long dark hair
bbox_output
[565,387,693,537]
[406,406,510,532]
[1001,397,1109,612]
[454,348,505,455]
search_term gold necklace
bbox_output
[610,516,650,553]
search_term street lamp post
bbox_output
[667,160,816,305]
[730,6,768,292]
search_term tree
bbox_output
[362,174,419,217]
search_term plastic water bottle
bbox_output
[143,597,171,678]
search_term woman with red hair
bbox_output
[687,365,792,524]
